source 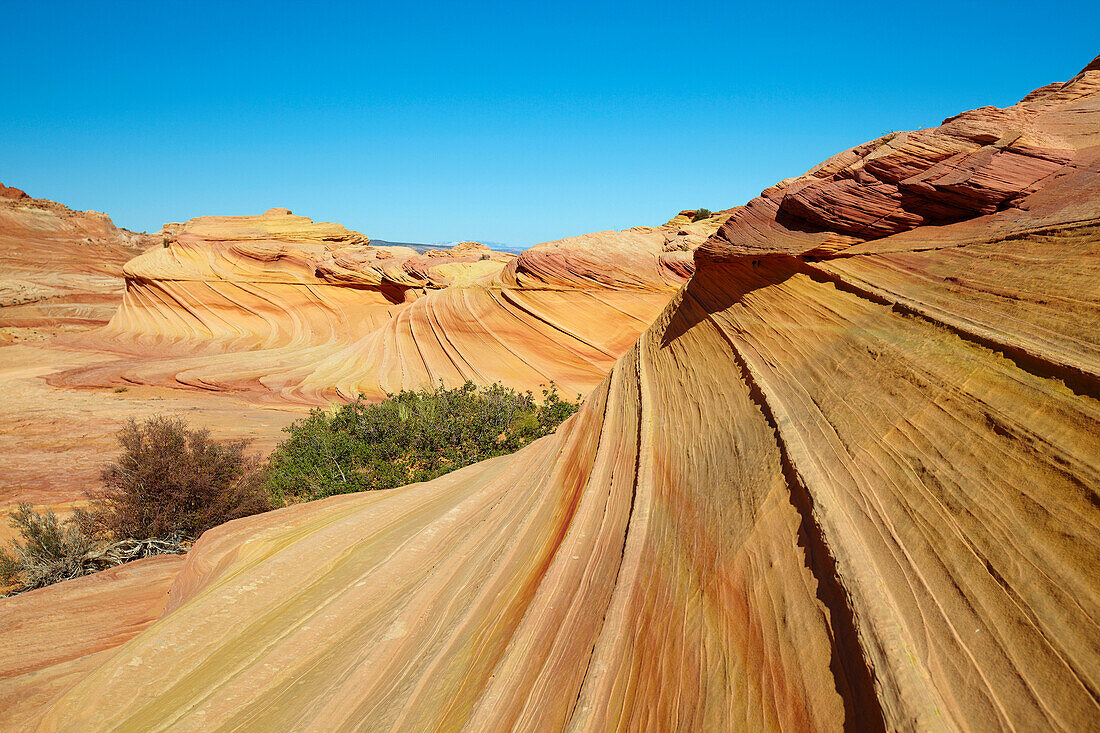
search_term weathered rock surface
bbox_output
[0,555,184,726]
[4,60,1100,731]
[55,207,724,403]
[0,193,717,518]
[0,341,299,511]
[705,57,1100,259]
[0,183,31,200]
[0,189,151,341]
[500,211,723,290]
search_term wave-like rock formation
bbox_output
[0,555,185,725]
[60,208,726,402]
[4,60,1099,730]
[0,186,151,341]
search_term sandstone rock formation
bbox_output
[0,187,720,517]
[0,203,299,511]
[56,207,725,403]
[0,183,31,200]
[0,187,151,342]
[3,60,1099,731]
[0,555,184,725]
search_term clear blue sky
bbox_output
[2,1,1097,247]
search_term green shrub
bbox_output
[691,208,713,222]
[266,381,581,503]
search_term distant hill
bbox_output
[368,239,437,253]
[371,238,526,254]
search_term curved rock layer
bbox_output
[60,208,725,402]
[6,62,1100,731]
[0,555,185,726]
[0,187,151,341]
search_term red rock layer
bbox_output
[704,58,1100,259]
[0,191,152,341]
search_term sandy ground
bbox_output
[0,341,307,538]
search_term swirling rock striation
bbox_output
[64,208,726,402]
[5,59,1100,731]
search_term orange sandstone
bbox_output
[2,59,1098,732]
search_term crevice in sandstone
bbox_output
[686,285,887,733]
[797,259,1100,400]
[567,350,645,726]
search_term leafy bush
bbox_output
[691,208,713,222]
[91,416,272,541]
[266,381,580,503]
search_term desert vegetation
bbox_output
[0,416,271,595]
[93,416,271,541]
[1,385,580,595]
[265,381,580,503]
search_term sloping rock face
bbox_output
[0,555,185,725]
[0,188,152,341]
[59,208,725,403]
[5,61,1100,731]
[499,211,722,290]
[707,61,1100,259]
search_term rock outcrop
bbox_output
[56,207,726,403]
[0,189,152,341]
[0,555,184,726]
[500,211,723,290]
[0,183,31,200]
[4,59,1099,731]
[0,191,721,515]
[706,61,1100,260]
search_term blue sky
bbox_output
[2,1,1097,247]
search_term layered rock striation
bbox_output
[0,186,152,341]
[61,207,726,402]
[4,60,1099,731]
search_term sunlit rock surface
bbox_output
[4,59,1100,730]
[0,186,151,342]
[56,207,724,403]
[0,195,719,516]
[0,555,185,726]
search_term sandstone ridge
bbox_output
[0,188,152,341]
